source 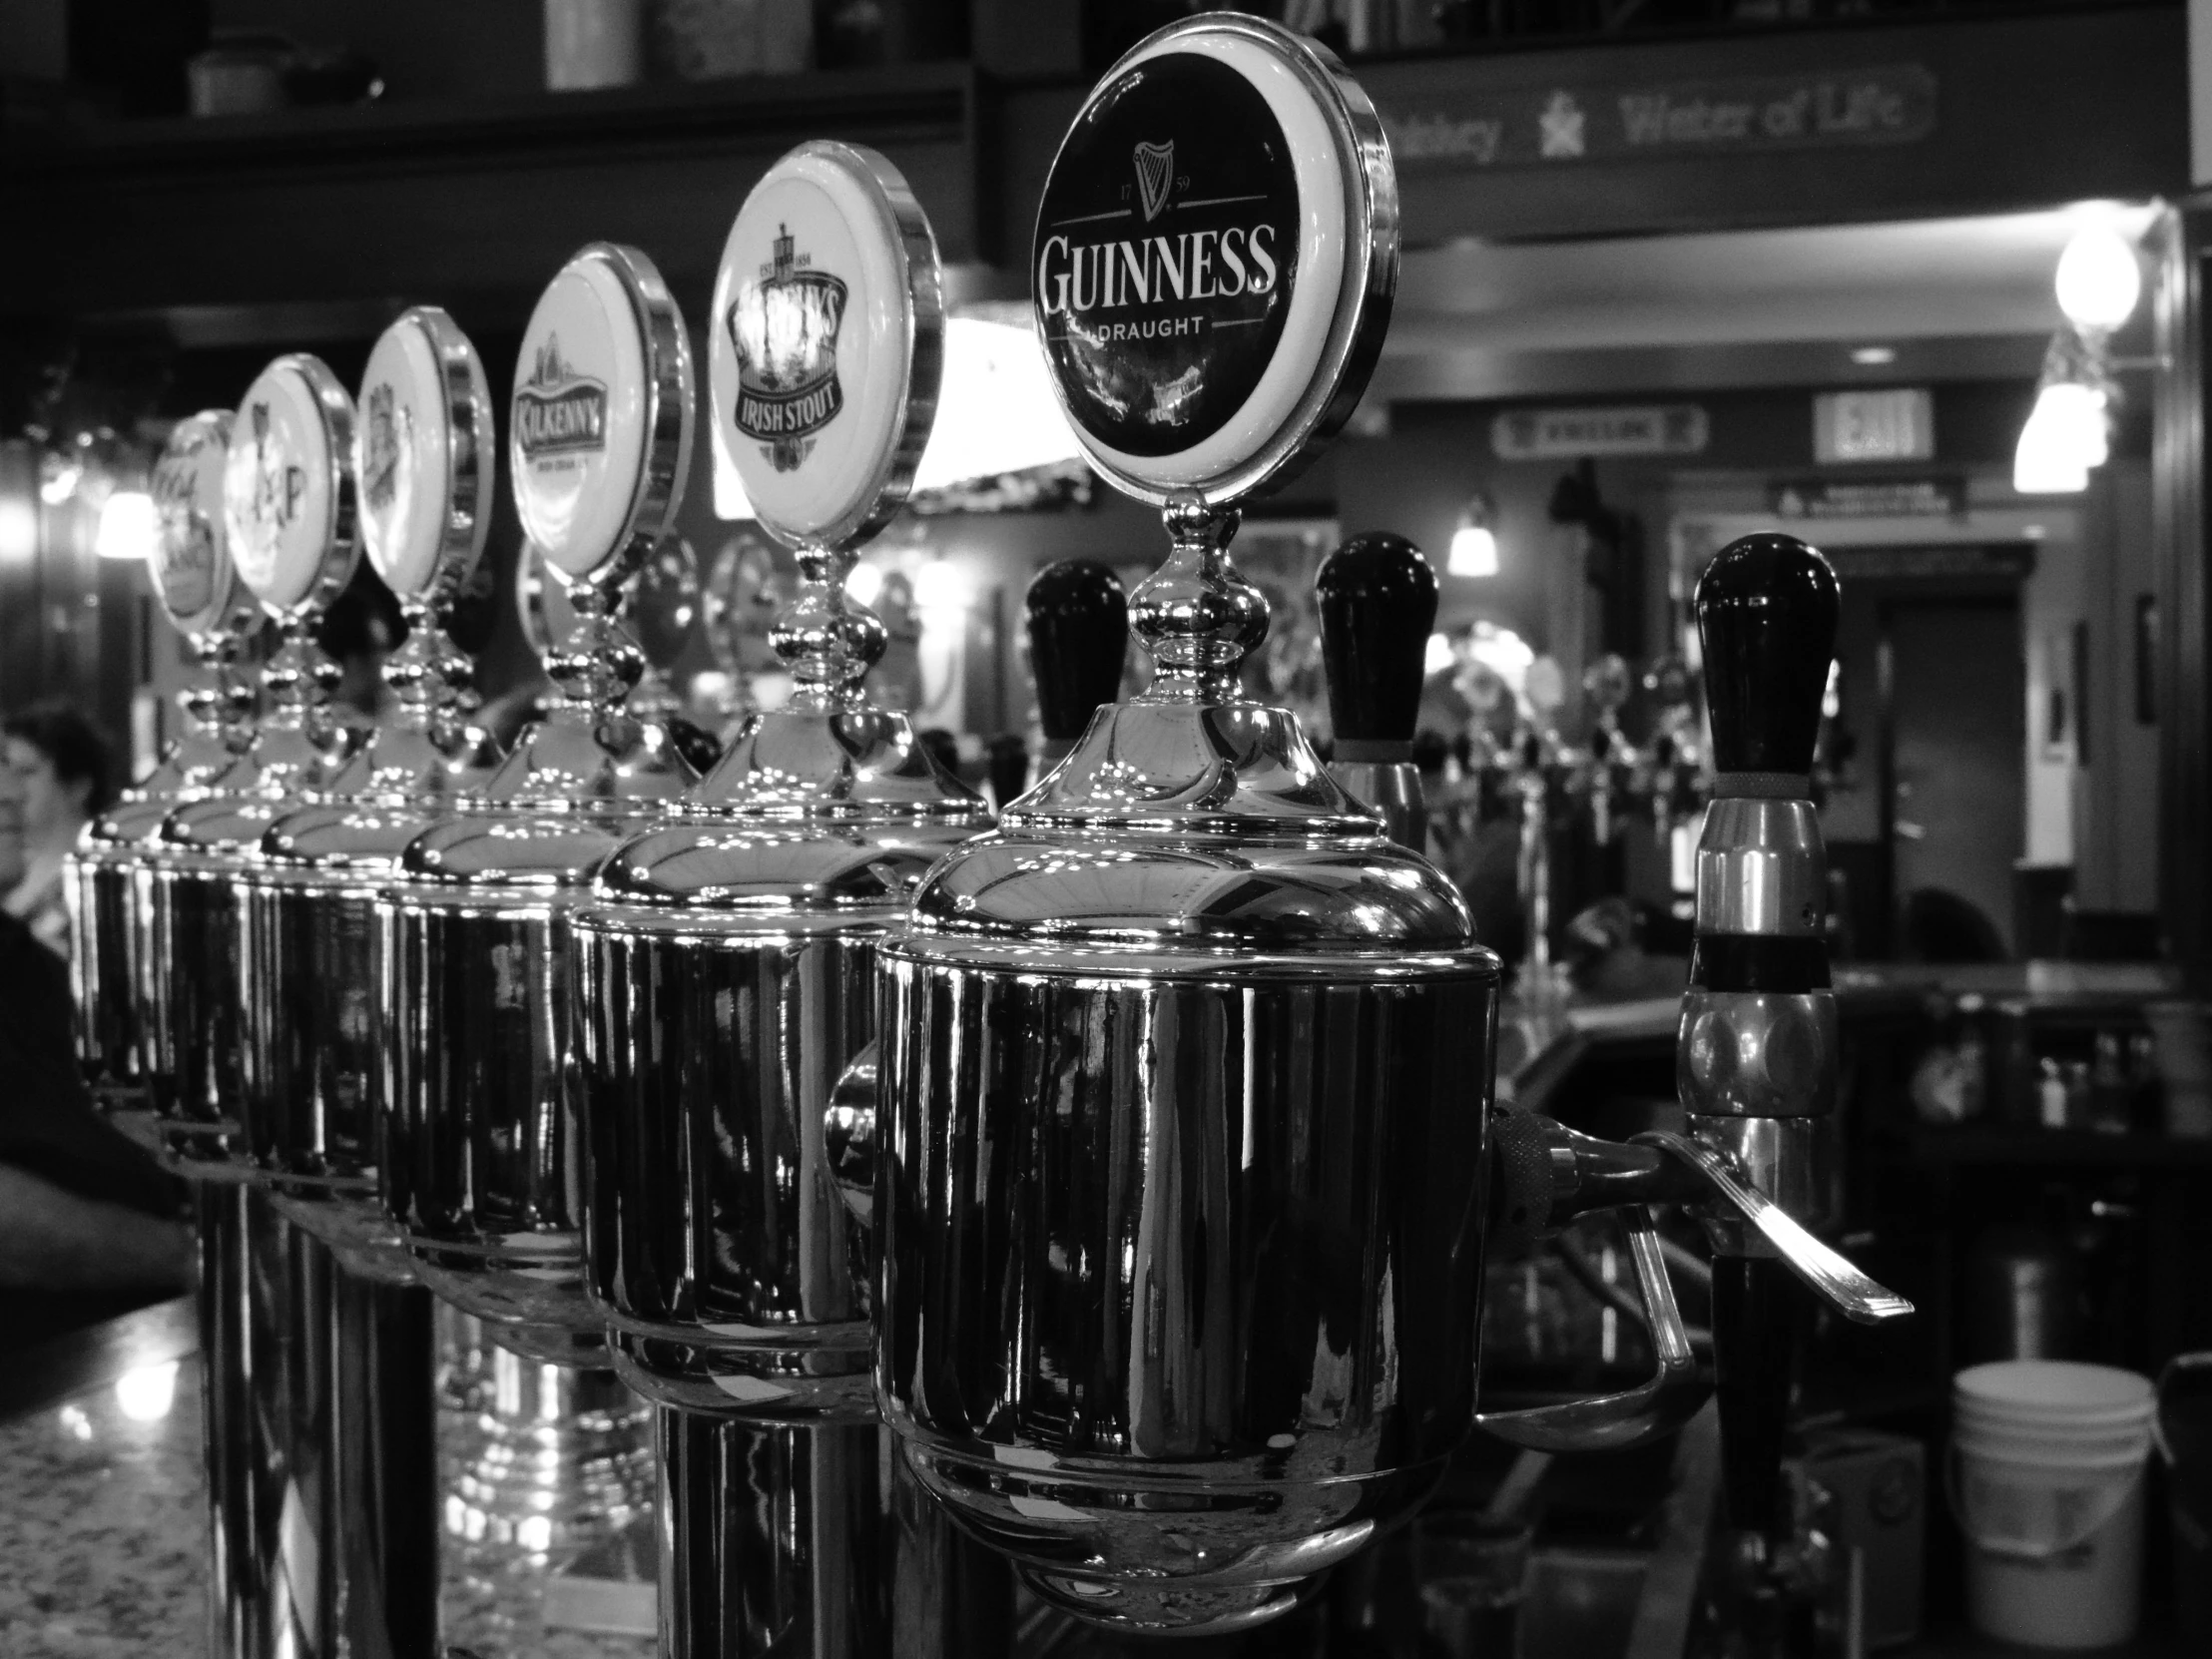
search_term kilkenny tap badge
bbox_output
[726,223,847,472]
[515,335,609,460]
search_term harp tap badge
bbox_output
[727,222,848,472]
[1134,139,1174,221]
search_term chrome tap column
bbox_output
[152,356,361,1178]
[1673,531,1884,1637]
[841,17,1729,1636]
[382,242,695,1362]
[571,141,1008,1659]
[1318,531,1437,852]
[67,410,263,1144]
[244,307,499,1275]
[226,309,504,1659]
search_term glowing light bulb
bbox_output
[1446,524,1497,578]
[2054,225,2142,330]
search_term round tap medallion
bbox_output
[1032,14,1394,506]
[710,141,941,550]
[150,409,256,641]
[357,307,494,604]
[512,244,694,586]
[223,354,360,616]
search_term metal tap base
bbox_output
[196,1185,441,1659]
[656,1410,1013,1659]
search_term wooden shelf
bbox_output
[0,63,983,321]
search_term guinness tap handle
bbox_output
[1027,560,1128,754]
[1317,533,1436,760]
[1694,532,1839,782]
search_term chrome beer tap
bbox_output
[1317,531,1437,853]
[67,410,263,1146]
[381,244,696,1363]
[570,141,1010,1659]
[151,356,361,1179]
[1675,532,1890,1650]
[156,356,362,1659]
[1583,650,1636,855]
[829,15,1733,1637]
[228,308,504,1659]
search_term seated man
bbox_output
[0,750,188,1349]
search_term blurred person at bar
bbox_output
[0,729,189,1346]
[2,699,115,959]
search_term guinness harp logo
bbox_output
[726,223,848,472]
[1134,140,1174,222]
[515,336,609,460]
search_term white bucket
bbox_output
[1951,1361,2155,1650]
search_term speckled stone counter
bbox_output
[0,1350,206,1656]
[0,1299,656,1659]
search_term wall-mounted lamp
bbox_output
[1447,492,1499,578]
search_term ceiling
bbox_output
[1375,204,2162,402]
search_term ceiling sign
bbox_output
[1380,63,1935,173]
[1814,387,1934,463]
[1492,403,1709,460]
[1819,543,2034,582]
[1771,475,1962,520]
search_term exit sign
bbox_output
[1814,388,1934,463]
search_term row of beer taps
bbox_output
[61,15,1912,1659]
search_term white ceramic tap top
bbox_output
[150,409,258,643]
[356,307,494,604]
[511,243,694,587]
[710,140,941,553]
[1031,13,1396,509]
[223,354,360,618]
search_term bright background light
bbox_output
[2013,383,2098,494]
[911,559,966,613]
[912,316,1083,492]
[115,1360,180,1422]
[1423,632,1456,676]
[2054,225,2142,330]
[1447,524,1498,578]
[844,560,885,608]
[95,489,159,560]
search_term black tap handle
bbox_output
[1026,559,1128,743]
[1317,532,1438,747]
[1693,533,1840,780]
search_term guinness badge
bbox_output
[1034,15,1396,507]
[223,354,359,616]
[511,245,695,585]
[710,141,941,549]
[357,306,494,603]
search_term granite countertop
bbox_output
[0,1325,206,1656]
[0,1299,654,1659]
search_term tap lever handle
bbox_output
[1317,532,1438,748]
[1635,1130,1913,1327]
[1026,560,1128,743]
[1694,533,1840,780]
